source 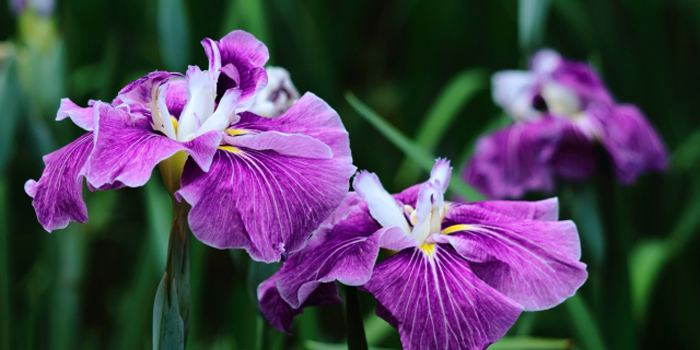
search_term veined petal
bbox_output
[177,66,217,140]
[429,158,452,192]
[227,131,333,159]
[234,93,353,163]
[88,103,222,188]
[470,197,559,221]
[275,205,384,308]
[117,71,182,105]
[438,205,587,310]
[56,98,95,131]
[464,120,564,199]
[210,30,269,108]
[353,171,411,235]
[599,104,668,183]
[258,274,342,334]
[177,146,353,262]
[545,120,597,180]
[364,245,523,350]
[25,133,94,232]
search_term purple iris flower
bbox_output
[25,30,355,263]
[248,66,300,118]
[258,159,587,350]
[465,50,668,199]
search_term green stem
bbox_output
[345,286,368,350]
[153,199,191,350]
[595,147,635,350]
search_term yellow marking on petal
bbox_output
[419,243,436,257]
[442,224,473,235]
[171,117,178,133]
[219,145,242,154]
[226,128,250,136]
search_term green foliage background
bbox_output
[1,0,700,349]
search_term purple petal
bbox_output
[87,103,222,188]
[177,146,353,262]
[438,204,588,310]
[599,104,668,183]
[363,245,523,350]
[117,71,182,105]
[464,120,564,199]
[208,30,269,108]
[550,60,613,105]
[56,98,95,131]
[274,205,383,308]
[234,93,353,164]
[25,133,94,232]
[545,121,597,180]
[227,131,333,159]
[470,197,559,221]
[257,272,342,334]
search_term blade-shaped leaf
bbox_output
[345,92,485,201]
[157,0,190,71]
[395,69,485,186]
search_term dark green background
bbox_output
[1,0,699,349]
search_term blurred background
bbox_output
[1,0,700,349]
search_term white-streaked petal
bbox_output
[353,171,411,235]
[429,158,452,192]
[194,88,241,139]
[154,84,176,139]
[492,70,536,118]
[177,66,216,140]
[541,82,581,116]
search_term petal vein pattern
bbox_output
[364,246,523,350]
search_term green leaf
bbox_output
[221,0,270,46]
[490,336,570,350]
[0,178,11,350]
[364,314,395,345]
[153,274,185,350]
[569,183,606,267]
[157,0,191,71]
[345,92,485,201]
[630,184,700,320]
[518,0,552,53]
[563,294,607,350]
[394,69,486,187]
[670,126,700,173]
[304,340,396,350]
[0,54,23,174]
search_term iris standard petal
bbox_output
[599,104,668,183]
[208,30,269,108]
[177,147,353,263]
[353,171,411,235]
[438,205,587,310]
[25,133,94,232]
[363,245,523,350]
[491,70,537,120]
[464,120,564,199]
[87,103,222,188]
[117,71,182,106]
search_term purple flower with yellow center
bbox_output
[25,30,355,263]
[465,49,668,199]
[258,159,587,350]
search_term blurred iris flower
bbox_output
[25,30,355,263]
[258,159,587,350]
[248,66,300,118]
[465,50,667,199]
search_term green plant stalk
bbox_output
[595,147,635,350]
[563,294,606,350]
[345,286,368,350]
[153,198,191,350]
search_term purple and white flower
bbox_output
[258,159,587,350]
[248,66,300,118]
[25,30,355,263]
[465,49,668,199]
